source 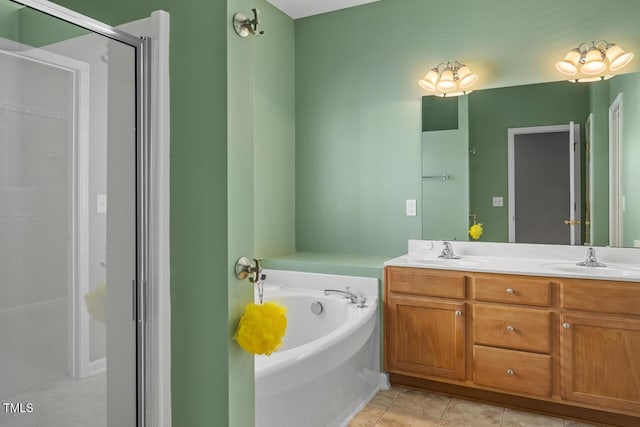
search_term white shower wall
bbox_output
[46,33,109,366]
[0,51,71,398]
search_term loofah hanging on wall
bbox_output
[235,302,287,356]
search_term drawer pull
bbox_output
[506,369,514,376]
[563,322,571,329]
[506,324,514,332]
[506,288,514,294]
[455,310,462,317]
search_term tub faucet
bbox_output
[577,247,607,267]
[438,241,461,259]
[324,288,359,304]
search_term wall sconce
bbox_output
[418,61,478,97]
[555,41,633,83]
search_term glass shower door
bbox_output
[0,1,140,425]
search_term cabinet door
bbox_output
[386,295,465,380]
[561,314,640,412]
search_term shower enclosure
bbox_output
[0,0,151,425]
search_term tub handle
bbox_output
[358,295,368,308]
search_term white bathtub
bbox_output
[255,269,382,427]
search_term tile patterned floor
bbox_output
[0,373,106,427]
[349,387,600,427]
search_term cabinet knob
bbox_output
[455,310,462,317]
[506,288,514,294]
[563,322,571,329]
[506,325,515,332]
[506,369,514,376]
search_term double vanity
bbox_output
[384,240,640,426]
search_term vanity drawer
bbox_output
[473,345,552,397]
[473,305,551,353]
[561,279,640,316]
[472,274,551,306]
[387,267,466,299]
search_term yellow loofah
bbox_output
[235,302,287,356]
[469,223,484,240]
[84,283,107,324]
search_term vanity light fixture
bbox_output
[555,41,633,83]
[418,61,478,97]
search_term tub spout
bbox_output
[324,288,359,304]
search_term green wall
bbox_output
[254,0,296,257]
[588,80,611,246]
[0,0,18,40]
[467,82,589,242]
[610,73,640,247]
[17,5,86,45]
[294,0,640,257]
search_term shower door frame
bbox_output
[13,1,152,426]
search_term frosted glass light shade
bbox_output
[418,69,439,91]
[457,66,478,89]
[418,78,435,91]
[555,49,580,75]
[582,48,606,75]
[418,62,477,96]
[606,45,634,71]
[437,69,456,91]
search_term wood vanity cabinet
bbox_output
[385,266,640,425]
[560,278,640,413]
[471,274,553,398]
[385,267,466,381]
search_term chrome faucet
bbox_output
[324,288,367,307]
[438,241,461,259]
[324,288,359,304]
[577,247,607,267]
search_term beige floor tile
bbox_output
[389,389,451,419]
[440,398,503,426]
[501,408,563,427]
[375,407,441,427]
[349,404,386,427]
[370,387,404,408]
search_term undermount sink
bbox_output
[409,257,488,267]
[540,262,640,278]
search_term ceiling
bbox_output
[266,0,380,19]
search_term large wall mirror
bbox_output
[421,72,640,248]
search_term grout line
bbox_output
[498,406,506,426]
[439,396,454,421]
[370,388,402,426]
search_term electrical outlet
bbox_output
[492,196,503,207]
[406,199,417,216]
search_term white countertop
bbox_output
[384,240,640,282]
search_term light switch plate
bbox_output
[492,196,504,207]
[406,199,417,216]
